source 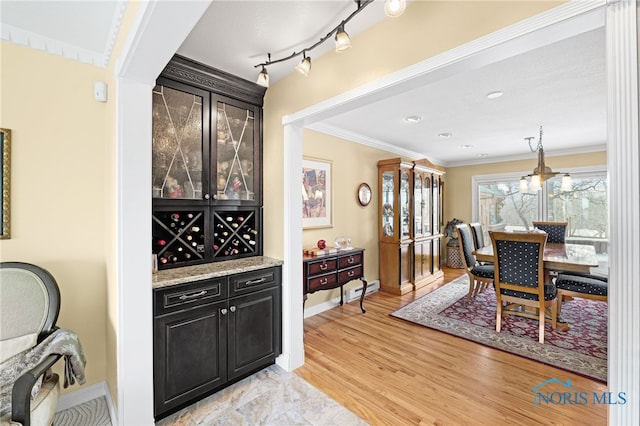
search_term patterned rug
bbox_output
[391,275,607,382]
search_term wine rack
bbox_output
[153,210,206,267]
[212,210,259,259]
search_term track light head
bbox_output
[384,0,406,17]
[295,53,312,77]
[256,66,269,87]
[335,24,351,52]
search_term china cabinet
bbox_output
[377,158,444,294]
[152,55,266,269]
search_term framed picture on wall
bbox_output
[302,157,332,229]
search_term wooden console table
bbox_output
[303,248,367,313]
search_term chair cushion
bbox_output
[470,264,494,279]
[556,273,608,296]
[0,374,59,426]
[501,283,557,301]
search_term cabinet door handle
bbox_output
[245,277,267,285]
[221,308,228,315]
[347,256,355,264]
[319,278,328,285]
[230,306,236,313]
[204,193,210,200]
[347,271,355,277]
[179,290,207,300]
[320,263,328,270]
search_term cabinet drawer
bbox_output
[154,278,226,316]
[230,266,281,296]
[339,266,363,282]
[307,259,337,276]
[338,253,362,268]
[308,272,338,292]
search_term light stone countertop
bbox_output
[152,256,284,289]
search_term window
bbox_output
[472,166,608,257]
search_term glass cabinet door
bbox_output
[214,98,259,203]
[400,171,410,239]
[152,82,208,201]
[423,176,431,235]
[433,175,440,233]
[414,176,422,237]
[381,171,395,237]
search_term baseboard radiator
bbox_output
[346,280,380,303]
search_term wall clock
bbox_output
[357,182,372,206]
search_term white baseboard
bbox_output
[57,381,117,426]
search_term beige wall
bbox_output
[0,41,111,391]
[0,0,565,403]
[444,151,608,223]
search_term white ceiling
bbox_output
[0,1,607,167]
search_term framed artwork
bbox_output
[1,128,10,239]
[302,157,332,228]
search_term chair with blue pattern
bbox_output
[456,224,494,302]
[555,271,608,316]
[532,221,568,243]
[489,231,558,343]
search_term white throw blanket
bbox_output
[0,328,86,418]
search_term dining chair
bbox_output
[456,224,494,302]
[532,221,568,243]
[469,222,486,250]
[555,271,608,316]
[489,231,558,343]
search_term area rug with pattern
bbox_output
[391,275,607,382]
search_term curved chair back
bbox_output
[0,262,60,362]
[469,222,486,249]
[456,224,477,270]
[532,221,568,243]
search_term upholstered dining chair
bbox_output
[489,231,558,343]
[532,221,568,243]
[456,224,494,302]
[0,262,63,426]
[555,271,608,316]
[469,222,486,250]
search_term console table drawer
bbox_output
[339,266,363,282]
[307,259,338,276]
[308,272,338,292]
[338,253,362,268]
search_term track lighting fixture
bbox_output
[335,24,352,52]
[384,0,407,17]
[295,52,312,76]
[255,0,406,87]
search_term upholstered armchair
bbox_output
[0,262,85,426]
[456,224,494,301]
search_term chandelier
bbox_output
[255,0,407,87]
[519,126,572,193]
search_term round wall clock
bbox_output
[357,182,372,206]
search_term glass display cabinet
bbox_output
[377,158,444,294]
[152,55,266,269]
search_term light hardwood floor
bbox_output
[296,267,607,426]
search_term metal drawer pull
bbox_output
[221,308,228,315]
[245,277,267,285]
[320,278,328,285]
[179,290,207,300]
[347,257,355,264]
[230,306,236,312]
[348,271,355,277]
[320,263,328,270]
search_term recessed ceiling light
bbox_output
[478,153,489,157]
[438,132,452,138]
[487,91,503,99]
[405,115,422,123]
[459,144,473,149]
